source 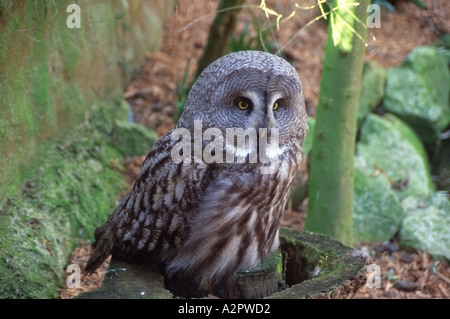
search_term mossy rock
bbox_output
[111,121,159,156]
[383,46,450,154]
[357,113,434,201]
[399,193,450,260]
[0,105,127,298]
[77,228,367,299]
[352,162,404,243]
[0,0,173,207]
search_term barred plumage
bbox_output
[85,50,307,292]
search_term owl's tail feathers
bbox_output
[84,224,114,275]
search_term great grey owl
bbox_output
[85,50,307,294]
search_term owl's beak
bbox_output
[263,110,277,131]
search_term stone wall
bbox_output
[0,0,172,298]
[0,0,172,205]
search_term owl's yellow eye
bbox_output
[237,99,250,110]
[273,99,284,110]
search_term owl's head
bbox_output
[178,50,307,160]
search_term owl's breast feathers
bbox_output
[85,130,302,284]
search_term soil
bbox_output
[60,0,450,299]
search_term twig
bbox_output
[434,270,450,285]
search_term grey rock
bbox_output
[353,158,404,243]
[399,193,450,260]
[394,280,418,292]
[383,46,450,154]
[357,113,434,201]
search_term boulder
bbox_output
[353,113,438,243]
[356,113,434,201]
[399,193,450,260]
[0,105,127,298]
[383,46,450,155]
[353,159,404,243]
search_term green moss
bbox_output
[0,105,127,298]
[0,1,173,207]
[111,121,158,156]
[278,228,340,284]
[0,200,70,298]
[0,0,173,298]
[29,47,57,140]
[59,83,86,128]
[269,228,367,299]
[55,19,83,80]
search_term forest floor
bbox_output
[60,0,449,299]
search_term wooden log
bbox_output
[212,250,284,298]
[77,228,367,299]
[269,228,368,299]
[163,250,283,298]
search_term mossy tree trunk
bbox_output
[78,229,368,299]
[304,0,369,246]
[195,0,246,77]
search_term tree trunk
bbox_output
[77,229,368,299]
[195,0,246,77]
[304,0,369,246]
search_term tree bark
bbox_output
[195,0,246,77]
[304,0,370,246]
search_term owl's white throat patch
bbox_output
[170,120,282,174]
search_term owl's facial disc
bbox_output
[226,89,286,163]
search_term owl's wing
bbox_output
[85,130,212,274]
